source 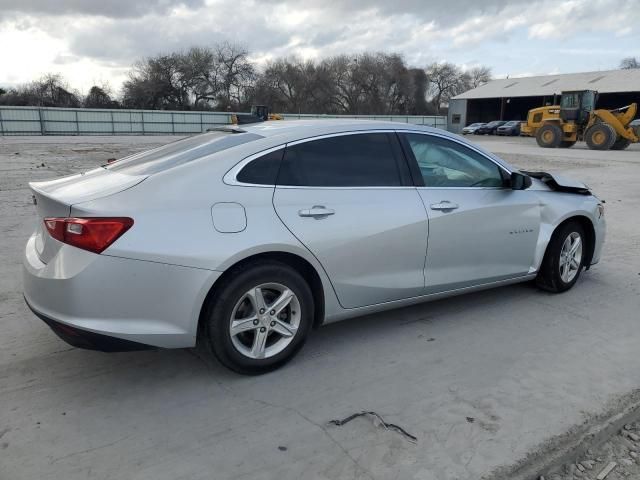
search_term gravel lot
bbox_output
[1,133,639,480]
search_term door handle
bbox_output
[430,201,459,211]
[298,205,335,218]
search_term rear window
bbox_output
[106,131,263,176]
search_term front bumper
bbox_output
[590,213,606,266]
[23,234,221,349]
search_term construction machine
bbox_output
[521,90,638,150]
[232,105,283,125]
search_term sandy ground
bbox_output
[0,134,639,480]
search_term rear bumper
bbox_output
[25,297,154,351]
[23,233,221,349]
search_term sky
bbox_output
[0,0,638,94]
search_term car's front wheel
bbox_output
[536,221,586,293]
[203,261,314,374]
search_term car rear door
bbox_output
[399,132,540,292]
[272,131,428,309]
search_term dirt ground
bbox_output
[1,133,639,480]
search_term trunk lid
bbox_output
[29,168,146,264]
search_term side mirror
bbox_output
[511,172,532,190]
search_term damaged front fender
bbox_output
[522,171,591,195]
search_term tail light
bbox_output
[44,217,133,254]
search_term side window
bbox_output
[236,148,284,185]
[405,134,505,188]
[277,133,403,187]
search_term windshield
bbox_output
[106,131,263,176]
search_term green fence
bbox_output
[0,106,447,135]
[0,106,234,136]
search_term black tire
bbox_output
[536,124,563,148]
[202,261,314,375]
[610,137,631,150]
[585,123,616,150]
[559,140,576,148]
[536,221,586,293]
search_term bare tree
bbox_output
[122,54,188,109]
[467,66,492,88]
[425,63,466,114]
[619,57,639,69]
[215,42,255,110]
[182,47,222,109]
[84,84,118,108]
[407,68,433,115]
[0,74,80,107]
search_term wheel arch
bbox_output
[543,215,596,270]
[197,251,327,341]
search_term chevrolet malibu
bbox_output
[24,121,606,374]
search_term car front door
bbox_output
[400,132,541,293]
[272,131,428,309]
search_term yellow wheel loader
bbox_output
[521,90,638,150]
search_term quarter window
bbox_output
[405,134,505,188]
[277,133,403,187]
[237,149,284,185]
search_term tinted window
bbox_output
[405,134,505,188]
[278,133,402,187]
[237,149,284,184]
[107,131,263,176]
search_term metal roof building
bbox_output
[447,69,640,133]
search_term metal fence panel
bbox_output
[279,113,447,129]
[0,106,444,136]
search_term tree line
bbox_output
[2,46,636,115]
[1,43,489,115]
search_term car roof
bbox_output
[179,119,517,176]
[239,119,455,143]
[234,119,515,170]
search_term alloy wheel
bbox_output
[559,232,582,283]
[229,282,301,359]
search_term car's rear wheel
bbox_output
[536,221,586,293]
[203,261,313,374]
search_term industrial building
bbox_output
[447,69,640,134]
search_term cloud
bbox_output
[0,0,205,19]
[0,0,638,92]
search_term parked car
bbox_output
[461,122,486,134]
[475,120,507,135]
[496,120,522,136]
[631,119,640,137]
[24,121,606,374]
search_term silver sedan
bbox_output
[23,120,606,374]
